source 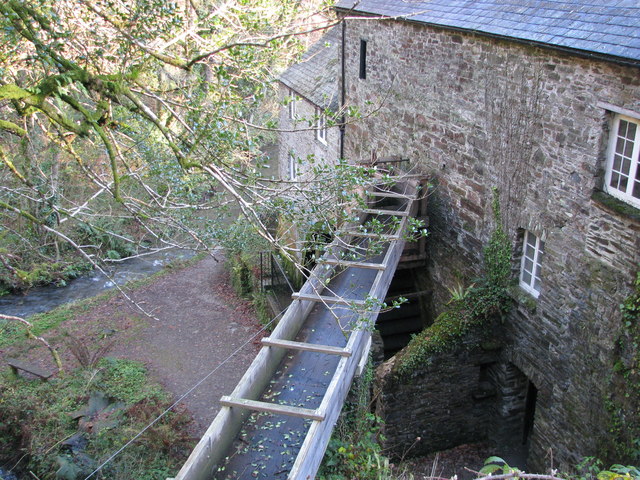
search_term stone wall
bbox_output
[374,329,503,457]
[343,16,640,470]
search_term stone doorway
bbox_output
[490,362,537,469]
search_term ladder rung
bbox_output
[367,191,412,199]
[360,208,410,217]
[220,396,325,421]
[262,338,351,357]
[320,258,387,270]
[292,292,366,306]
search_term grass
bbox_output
[0,357,193,479]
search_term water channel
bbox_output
[0,249,194,319]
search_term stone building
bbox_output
[278,26,341,183]
[280,0,640,471]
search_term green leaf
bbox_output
[479,464,503,475]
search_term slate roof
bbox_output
[279,26,341,110]
[335,0,640,64]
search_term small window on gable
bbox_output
[604,114,640,208]
[316,108,327,144]
[520,230,544,298]
[289,152,297,180]
[359,39,367,79]
[288,90,297,120]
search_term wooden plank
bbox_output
[261,338,351,357]
[366,190,412,199]
[384,289,431,303]
[291,292,366,306]
[356,336,372,377]
[319,258,387,270]
[360,208,410,217]
[6,358,53,379]
[220,396,325,421]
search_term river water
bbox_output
[0,249,194,319]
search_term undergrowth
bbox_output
[0,358,193,480]
[226,252,279,327]
[395,188,512,378]
[318,359,413,480]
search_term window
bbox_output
[520,231,544,298]
[359,40,367,79]
[288,90,297,120]
[604,114,640,208]
[288,152,297,180]
[316,108,327,144]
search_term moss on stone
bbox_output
[394,189,512,378]
[592,190,640,222]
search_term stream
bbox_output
[0,249,194,319]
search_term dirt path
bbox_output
[3,252,264,436]
[111,252,264,434]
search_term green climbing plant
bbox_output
[395,188,512,377]
[319,359,400,480]
[604,272,640,463]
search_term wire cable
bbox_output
[83,306,287,480]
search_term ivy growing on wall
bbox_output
[605,272,640,463]
[394,188,512,378]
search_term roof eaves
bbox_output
[334,4,640,67]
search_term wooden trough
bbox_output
[170,180,422,480]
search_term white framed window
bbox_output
[288,90,297,120]
[604,114,640,208]
[316,108,327,144]
[288,152,297,180]
[520,230,544,298]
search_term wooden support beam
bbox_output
[291,292,366,306]
[220,396,325,421]
[319,258,387,270]
[366,191,412,199]
[385,289,431,303]
[359,208,410,217]
[261,338,351,357]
